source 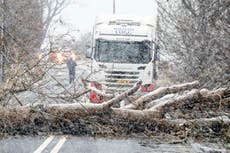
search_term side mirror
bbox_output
[85,48,92,58]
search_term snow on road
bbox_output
[8,60,91,105]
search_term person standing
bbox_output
[67,56,77,84]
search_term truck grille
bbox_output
[103,71,140,91]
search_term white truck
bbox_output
[88,15,159,103]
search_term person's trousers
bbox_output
[69,73,75,84]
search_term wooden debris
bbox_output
[0,80,229,142]
[149,89,201,112]
[125,81,200,110]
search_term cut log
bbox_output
[146,88,230,119]
[209,88,230,96]
[125,81,199,110]
[0,80,142,120]
[113,105,229,122]
[145,94,178,109]
[200,88,230,101]
[149,89,200,112]
[1,103,229,139]
[47,80,141,116]
[1,80,229,141]
[111,108,161,121]
[101,80,142,110]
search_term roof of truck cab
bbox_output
[95,15,156,26]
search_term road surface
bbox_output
[8,60,91,105]
[0,136,197,153]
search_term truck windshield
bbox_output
[94,40,152,64]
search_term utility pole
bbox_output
[113,0,116,14]
[0,0,6,82]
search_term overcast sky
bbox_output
[56,0,157,36]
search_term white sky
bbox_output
[56,0,157,36]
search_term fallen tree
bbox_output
[148,88,230,120]
[0,80,229,143]
[125,81,200,110]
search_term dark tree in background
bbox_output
[156,0,230,88]
[0,0,68,100]
[0,0,68,82]
[2,0,68,61]
[3,0,43,62]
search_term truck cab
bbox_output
[89,15,158,103]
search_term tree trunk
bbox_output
[125,81,199,110]
[0,80,229,140]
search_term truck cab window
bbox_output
[95,40,152,64]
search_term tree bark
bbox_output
[111,108,161,121]
[0,81,229,139]
[149,89,200,112]
[147,88,230,117]
[125,81,199,110]
[0,80,142,118]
